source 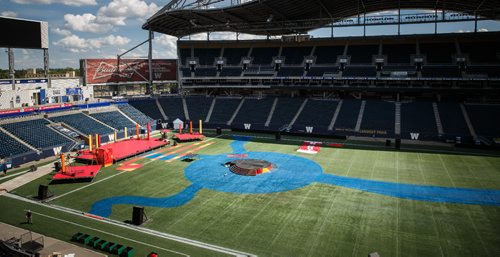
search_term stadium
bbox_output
[1,0,500,256]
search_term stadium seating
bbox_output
[208,98,241,125]
[2,119,72,149]
[281,47,312,65]
[314,45,345,64]
[251,47,279,65]
[333,99,361,132]
[420,42,456,63]
[179,48,191,65]
[277,67,304,77]
[194,68,217,77]
[467,66,500,78]
[243,66,275,77]
[459,42,499,64]
[421,66,461,78]
[0,130,33,158]
[223,48,249,65]
[400,102,438,139]
[360,100,395,136]
[347,45,378,64]
[219,67,243,77]
[294,99,339,133]
[185,96,214,122]
[268,97,304,129]
[232,98,275,128]
[128,99,163,120]
[465,104,500,137]
[90,111,136,130]
[50,113,114,136]
[180,68,192,78]
[383,43,415,64]
[343,66,377,77]
[193,48,221,65]
[436,102,470,136]
[158,97,185,121]
[117,104,155,126]
[307,66,340,77]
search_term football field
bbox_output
[2,135,500,257]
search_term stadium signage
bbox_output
[14,79,47,84]
[83,59,177,84]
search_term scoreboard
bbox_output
[0,16,48,49]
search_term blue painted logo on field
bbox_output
[89,137,500,218]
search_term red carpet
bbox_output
[52,165,101,182]
[76,138,168,162]
[174,133,205,141]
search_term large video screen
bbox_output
[0,17,48,49]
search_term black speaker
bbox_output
[132,206,144,225]
[385,139,391,146]
[54,162,61,171]
[216,127,222,135]
[275,132,281,141]
[38,185,49,200]
[395,138,401,150]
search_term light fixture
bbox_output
[266,14,273,23]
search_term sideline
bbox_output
[4,193,257,257]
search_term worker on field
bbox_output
[25,210,32,224]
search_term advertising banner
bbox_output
[83,59,177,84]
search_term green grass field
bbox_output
[2,135,500,257]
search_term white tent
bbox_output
[173,118,184,130]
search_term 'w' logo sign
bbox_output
[305,126,314,133]
[244,123,251,130]
[53,146,62,155]
[410,133,420,140]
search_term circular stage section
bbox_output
[184,151,323,194]
[228,159,274,176]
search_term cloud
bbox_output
[52,27,72,36]
[478,28,489,32]
[155,34,178,58]
[53,34,130,53]
[1,11,17,18]
[11,0,97,7]
[97,0,160,25]
[64,13,113,33]
[63,0,159,34]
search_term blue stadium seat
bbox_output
[208,98,241,126]
[117,104,156,126]
[91,111,136,130]
[50,114,114,136]
[128,99,163,120]
[437,102,470,136]
[465,104,500,137]
[360,100,395,137]
[158,97,185,122]
[2,119,72,149]
[294,99,339,133]
[0,130,33,158]
[186,96,214,122]
[232,98,275,128]
[401,102,438,139]
[268,97,304,129]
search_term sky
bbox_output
[0,0,499,69]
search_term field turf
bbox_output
[3,135,500,257]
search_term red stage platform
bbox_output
[76,138,168,163]
[51,165,101,183]
[173,133,205,142]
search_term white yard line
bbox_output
[47,172,125,202]
[32,211,189,257]
[438,154,457,188]
[5,193,257,257]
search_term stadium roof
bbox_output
[143,0,500,37]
